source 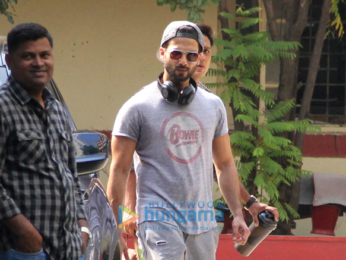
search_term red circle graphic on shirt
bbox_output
[160,112,204,164]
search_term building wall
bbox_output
[0,0,218,130]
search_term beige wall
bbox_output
[0,0,218,130]
[303,157,346,175]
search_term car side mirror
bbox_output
[73,131,110,175]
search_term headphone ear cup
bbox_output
[177,85,196,105]
[160,81,179,102]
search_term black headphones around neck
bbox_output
[157,73,197,105]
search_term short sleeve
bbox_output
[112,98,141,142]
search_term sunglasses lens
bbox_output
[170,50,183,60]
[167,50,199,62]
[187,53,199,62]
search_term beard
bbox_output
[164,62,197,83]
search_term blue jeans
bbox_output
[0,249,49,260]
[0,249,84,260]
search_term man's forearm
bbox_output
[78,219,88,228]
[217,164,243,217]
[2,214,43,253]
[125,170,137,212]
[106,162,130,222]
[239,183,251,205]
[2,214,39,237]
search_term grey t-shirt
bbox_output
[197,81,211,92]
[113,80,228,234]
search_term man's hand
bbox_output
[248,202,279,227]
[231,215,250,245]
[124,221,137,236]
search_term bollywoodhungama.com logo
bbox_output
[118,205,140,229]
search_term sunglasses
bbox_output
[164,49,200,63]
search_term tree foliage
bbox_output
[329,0,345,37]
[209,9,320,221]
[157,0,219,22]
[0,0,17,23]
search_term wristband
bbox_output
[245,195,258,210]
[81,226,92,240]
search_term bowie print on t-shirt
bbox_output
[161,112,204,164]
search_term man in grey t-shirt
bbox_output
[107,21,250,260]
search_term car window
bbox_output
[0,66,8,86]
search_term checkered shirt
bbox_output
[0,77,87,260]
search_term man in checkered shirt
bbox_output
[0,23,89,260]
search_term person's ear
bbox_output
[159,47,166,62]
[5,54,12,70]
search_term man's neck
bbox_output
[23,87,46,109]
[12,78,47,109]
